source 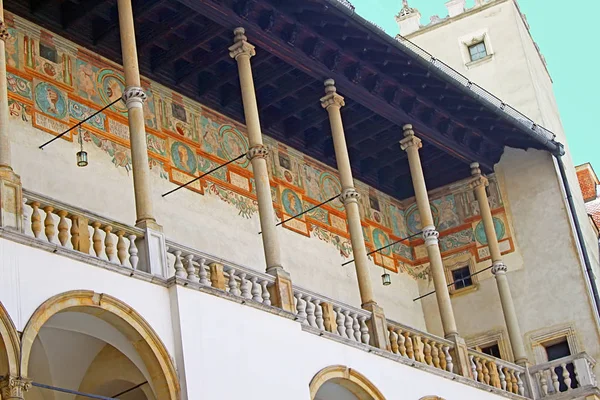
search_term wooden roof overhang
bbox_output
[7,0,561,200]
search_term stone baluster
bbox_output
[173,250,186,278]
[489,362,500,388]
[185,254,199,283]
[397,329,407,357]
[359,315,370,345]
[43,206,55,243]
[91,221,103,257]
[351,313,361,342]
[389,327,399,354]
[551,367,560,393]
[511,370,519,394]
[538,371,548,396]
[128,235,139,269]
[423,339,433,366]
[343,310,354,339]
[260,280,271,305]
[295,293,307,323]
[482,359,490,385]
[250,277,261,302]
[198,258,209,285]
[561,363,571,390]
[314,299,324,330]
[443,346,453,373]
[57,210,68,246]
[516,371,524,396]
[104,226,116,262]
[31,202,41,238]
[239,273,251,299]
[470,356,478,381]
[70,215,80,250]
[334,306,345,337]
[116,231,127,265]
[499,365,507,391]
[227,268,240,296]
[405,332,415,360]
[431,342,440,369]
[305,295,316,327]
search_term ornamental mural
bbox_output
[5,13,515,280]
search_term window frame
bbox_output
[468,41,488,62]
[459,29,494,68]
[443,252,478,296]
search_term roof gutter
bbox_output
[322,0,564,156]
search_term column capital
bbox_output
[400,124,422,151]
[122,86,147,109]
[0,21,10,42]
[469,176,489,190]
[422,225,440,247]
[246,144,269,160]
[229,27,256,60]
[491,261,508,275]
[339,188,360,205]
[0,376,32,400]
[320,79,345,109]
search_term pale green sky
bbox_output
[350,0,600,167]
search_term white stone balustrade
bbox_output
[468,349,528,397]
[529,353,597,398]
[22,189,143,270]
[165,241,273,307]
[387,320,455,374]
[292,287,371,346]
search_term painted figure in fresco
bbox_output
[438,196,459,230]
[202,118,219,154]
[373,229,391,256]
[77,63,95,99]
[226,132,244,157]
[5,34,17,68]
[45,87,61,115]
[282,189,302,216]
[171,142,196,174]
[106,77,123,104]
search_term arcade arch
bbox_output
[310,365,386,400]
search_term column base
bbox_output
[0,376,31,400]
[0,168,22,231]
[266,267,295,312]
[135,218,162,232]
[362,303,391,351]
[137,226,168,277]
[448,334,473,378]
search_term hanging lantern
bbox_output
[76,126,88,167]
[381,268,391,286]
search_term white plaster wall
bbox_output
[173,285,513,400]
[7,97,426,329]
[408,0,600,373]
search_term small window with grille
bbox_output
[452,266,473,290]
[468,42,488,62]
[481,343,502,359]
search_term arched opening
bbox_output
[0,301,20,379]
[20,291,179,400]
[310,366,385,400]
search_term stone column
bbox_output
[229,28,294,312]
[400,124,458,339]
[0,3,23,231]
[0,376,31,400]
[321,79,389,350]
[117,0,167,277]
[470,162,528,365]
[117,0,157,231]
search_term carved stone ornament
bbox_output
[122,86,147,109]
[469,175,489,190]
[229,27,256,60]
[0,376,32,400]
[422,225,439,247]
[246,144,269,160]
[400,124,422,151]
[0,21,10,42]
[491,261,508,275]
[320,79,345,109]
[339,188,360,205]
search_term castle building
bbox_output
[0,0,597,399]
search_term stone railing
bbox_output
[529,353,597,398]
[387,320,455,374]
[165,240,274,306]
[469,349,528,397]
[22,189,144,270]
[292,286,371,346]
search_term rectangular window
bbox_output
[544,340,576,392]
[481,343,502,359]
[468,42,488,62]
[452,266,473,290]
[545,340,571,361]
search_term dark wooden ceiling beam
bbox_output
[138,11,199,52]
[61,0,103,29]
[254,63,295,89]
[257,78,315,109]
[93,0,164,44]
[199,52,272,96]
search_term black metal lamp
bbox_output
[381,268,391,286]
[76,126,88,167]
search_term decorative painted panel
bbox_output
[5,14,516,280]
